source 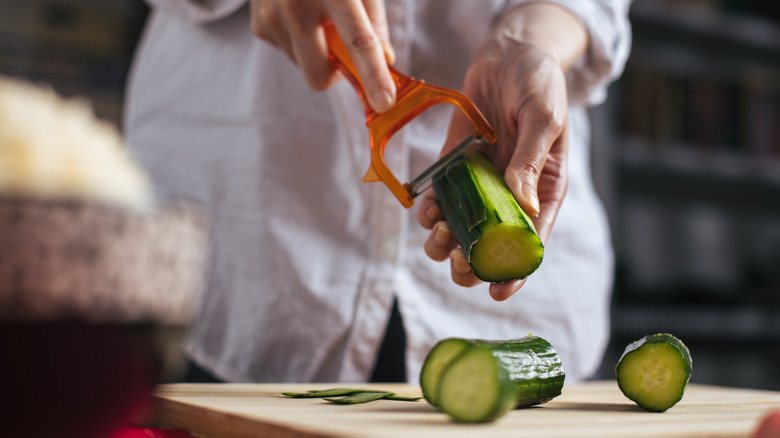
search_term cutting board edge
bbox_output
[142,395,340,438]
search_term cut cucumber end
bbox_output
[616,334,692,412]
[437,348,515,423]
[469,223,543,282]
[433,152,544,284]
[420,338,472,407]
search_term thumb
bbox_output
[504,150,544,218]
[504,112,565,217]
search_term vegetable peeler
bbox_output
[324,22,497,208]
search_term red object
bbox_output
[754,410,780,438]
[110,427,194,438]
[0,322,161,438]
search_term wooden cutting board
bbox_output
[142,381,780,438]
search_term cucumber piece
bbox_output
[615,333,692,412]
[420,335,565,423]
[419,338,473,407]
[433,151,543,283]
[472,338,566,408]
[438,347,517,423]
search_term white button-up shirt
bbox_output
[125,0,631,383]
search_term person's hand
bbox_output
[249,0,396,112]
[416,3,587,302]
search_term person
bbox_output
[124,0,632,383]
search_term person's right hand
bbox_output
[249,0,397,112]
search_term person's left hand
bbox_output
[416,4,585,302]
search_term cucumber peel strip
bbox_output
[282,388,369,398]
[324,391,394,404]
[282,388,422,404]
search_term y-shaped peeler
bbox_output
[324,22,497,208]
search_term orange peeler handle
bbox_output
[323,22,496,208]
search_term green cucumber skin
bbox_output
[473,337,565,408]
[616,333,692,412]
[432,152,543,283]
[433,156,484,257]
[421,336,565,422]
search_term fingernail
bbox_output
[522,184,540,216]
[371,89,394,112]
[434,222,451,245]
[451,249,471,274]
[426,204,441,221]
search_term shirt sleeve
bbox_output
[144,0,247,23]
[503,0,633,106]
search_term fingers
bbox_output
[416,189,441,229]
[528,129,568,243]
[421,212,526,300]
[284,8,338,90]
[503,86,567,219]
[249,0,395,104]
[418,195,485,288]
[423,221,454,261]
[250,0,336,89]
[362,0,396,64]
[450,249,482,288]
[324,0,396,112]
[489,279,526,302]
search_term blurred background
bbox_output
[1,0,778,390]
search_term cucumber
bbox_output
[420,336,565,423]
[433,151,544,283]
[615,333,692,412]
[419,338,472,407]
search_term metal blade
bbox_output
[404,134,488,199]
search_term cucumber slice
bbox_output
[433,152,543,283]
[420,335,565,423]
[615,333,692,412]
[438,347,517,423]
[419,338,472,407]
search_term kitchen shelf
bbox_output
[616,139,780,206]
[629,0,780,63]
[610,304,780,341]
[594,0,780,390]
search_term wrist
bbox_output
[489,2,588,72]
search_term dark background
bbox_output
[1,0,778,390]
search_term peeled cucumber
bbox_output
[433,152,543,283]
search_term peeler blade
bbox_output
[404,134,488,199]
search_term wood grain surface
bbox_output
[141,381,780,438]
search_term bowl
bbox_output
[0,197,208,438]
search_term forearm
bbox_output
[490,2,589,72]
